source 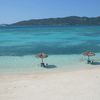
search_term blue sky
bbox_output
[0,0,100,24]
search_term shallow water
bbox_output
[0,25,100,73]
[0,54,100,74]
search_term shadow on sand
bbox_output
[91,62,100,65]
[44,65,57,68]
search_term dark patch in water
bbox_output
[78,32,100,37]
[0,40,100,56]
[86,40,100,44]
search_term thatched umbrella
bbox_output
[36,53,48,63]
[83,51,95,63]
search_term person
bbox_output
[91,60,94,64]
[46,63,48,67]
[41,63,45,67]
[87,59,91,64]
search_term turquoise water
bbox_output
[0,25,100,56]
[0,25,100,73]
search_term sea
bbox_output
[0,25,100,74]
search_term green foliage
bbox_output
[11,16,100,26]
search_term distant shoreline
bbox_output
[7,16,100,26]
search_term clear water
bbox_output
[0,25,100,73]
[0,25,100,56]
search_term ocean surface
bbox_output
[0,25,100,73]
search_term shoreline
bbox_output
[0,64,99,77]
[1,54,99,75]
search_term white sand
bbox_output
[0,67,100,100]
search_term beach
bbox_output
[0,0,100,99]
[0,66,100,100]
[0,25,100,100]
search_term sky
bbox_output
[0,0,100,24]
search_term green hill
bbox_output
[11,16,100,26]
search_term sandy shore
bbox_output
[0,67,100,100]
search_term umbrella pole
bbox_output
[41,58,44,67]
[88,56,89,60]
[41,58,44,63]
[87,56,90,64]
